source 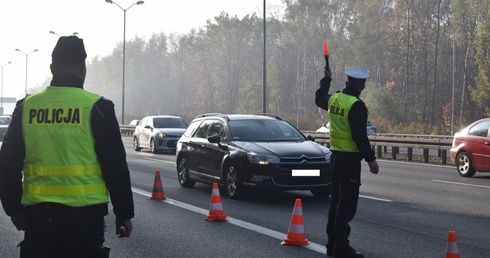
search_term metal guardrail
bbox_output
[119,125,454,165]
[304,131,453,165]
[120,125,136,136]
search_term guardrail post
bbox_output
[441,150,447,165]
[423,149,429,163]
[407,148,413,161]
[392,147,398,160]
[377,146,382,158]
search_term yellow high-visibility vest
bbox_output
[22,86,109,206]
[328,93,368,152]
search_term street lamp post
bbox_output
[49,31,79,37]
[105,0,144,125]
[451,35,455,135]
[15,49,38,96]
[263,0,267,113]
[1,61,12,110]
[49,31,60,37]
[432,13,455,135]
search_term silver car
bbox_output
[133,115,188,153]
[316,121,377,135]
[0,116,11,140]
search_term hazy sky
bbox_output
[0,0,284,103]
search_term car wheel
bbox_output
[150,138,158,154]
[310,186,331,198]
[224,163,245,199]
[177,157,195,188]
[456,151,476,177]
[133,137,142,151]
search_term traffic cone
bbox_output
[445,231,460,258]
[205,182,227,222]
[150,170,166,200]
[281,198,310,246]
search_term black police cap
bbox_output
[51,36,87,65]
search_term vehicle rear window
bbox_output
[468,121,490,137]
[229,120,304,142]
[0,116,11,125]
[153,117,188,129]
[183,120,201,137]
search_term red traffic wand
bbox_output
[323,40,329,68]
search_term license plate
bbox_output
[292,169,320,177]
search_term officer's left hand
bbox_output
[368,160,379,174]
[116,219,133,238]
[11,213,27,231]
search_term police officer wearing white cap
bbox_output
[315,66,379,258]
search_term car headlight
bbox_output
[247,152,280,165]
[320,146,332,161]
[157,133,167,138]
[324,151,331,162]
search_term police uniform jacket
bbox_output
[315,76,376,163]
[0,74,134,221]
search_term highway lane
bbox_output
[1,138,489,257]
[121,137,490,257]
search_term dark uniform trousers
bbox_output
[20,203,106,258]
[326,151,362,247]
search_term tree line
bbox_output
[40,0,490,134]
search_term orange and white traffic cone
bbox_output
[281,198,310,246]
[205,182,227,222]
[150,170,166,200]
[445,231,460,258]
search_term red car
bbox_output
[450,118,490,177]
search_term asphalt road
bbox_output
[1,138,489,257]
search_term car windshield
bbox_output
[229,119,305,142]
[0,117,11,125]
[153,117,188,129]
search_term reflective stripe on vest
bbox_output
[22,86,108,207]
[328,93,362,152]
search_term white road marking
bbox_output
[432,180,490,189]
[142,157,175,164]
[131,187,327,254]
[359,195,392,202]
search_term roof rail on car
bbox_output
[195,113,229,120]
[252,113,284,120]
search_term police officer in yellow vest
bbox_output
[0,36,134,257]
[315,66,379,258]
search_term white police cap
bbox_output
[345,67,369,79]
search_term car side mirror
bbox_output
[208,135,228,150]
[307,135,316,141]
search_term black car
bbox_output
[175,113,332,199]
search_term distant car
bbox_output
[133,115,188,153]
[175,113,332,199]
[129,119,140,126]
[0,115,11,140]
[450,118,490,177]
[316,123,330,133]
[316,121,377,135]
[366,121,377,135]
